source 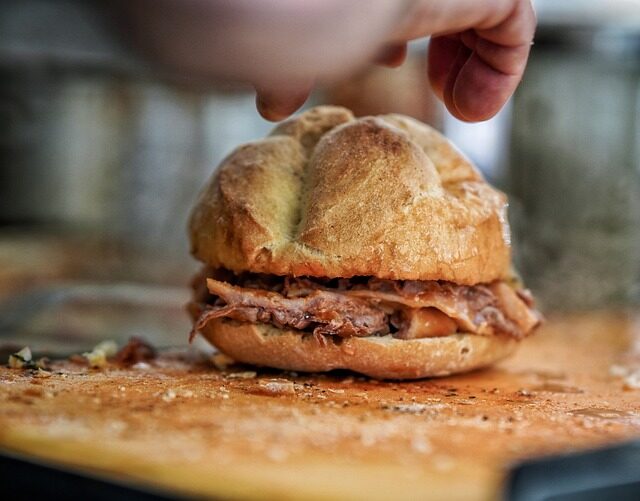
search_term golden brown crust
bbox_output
[200,320,518,380]
[189,106,511,284]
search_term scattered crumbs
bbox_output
[227,371,257,380]
[161,389,177,402]
[221,394,230,400]
[119,386,126,392]
[34,358,51,371]
[114,337,156,366]
[325,388,345,394]
[83,340,118,368]
[132,362,151,371]
[68,354,87,365]
[256,379,296,396]
[517,389,534,397]
[34,367,52,378]
[381,403,433,414]
[8,347,33,369]
[210,353,235,371]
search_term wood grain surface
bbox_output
[1,311,639,500]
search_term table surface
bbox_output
[1,311,639,500]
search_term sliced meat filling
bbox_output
[191,271,541,341]
[192,280,389,342]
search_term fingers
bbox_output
[255,41,407,122]
[429,34,530,122]
[450,47,523,122]
[254,40,408,121]
[427,0,535,121]
[475,0,536,48]
[440,41,474,120]
[427,36,462,101]
[255,82,314,122]
[254,0,536,122]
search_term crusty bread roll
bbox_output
[201,320,517,380]
[189,106,510,284]
[188,106,534,379]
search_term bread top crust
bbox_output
[189,106,511,284]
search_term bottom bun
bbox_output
[200,320,518,380]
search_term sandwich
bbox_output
[188,106,540,379]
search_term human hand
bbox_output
[256,0,536,122]
[121,0,535,122]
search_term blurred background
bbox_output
[0,0,639,354]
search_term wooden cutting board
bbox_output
[1,311,639,500]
